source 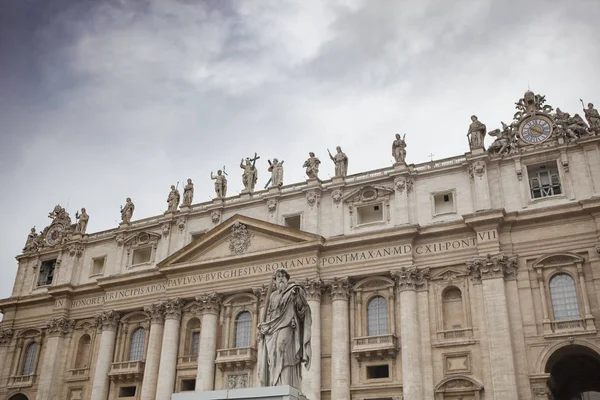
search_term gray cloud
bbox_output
[1,0,599,303]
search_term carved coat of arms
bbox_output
[229,222,252,254]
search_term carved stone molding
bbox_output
[211,209,222,224]
[302,277,324,302]
[332,189,343,205]
[0,328,14,345]
[46,316,75,337]
[390,266,430,291]
[595,244,600,255]
[327,277,351,301]
[467,253,518,281]
[144,302,166,325]
[95,310,121,331]
[306,190,321,208]
[163,298,185,320]
[227,373,248,389]
[229,222,252,255]
[196,293,223,315]
[394,177,406,194]
[267,199,277,214]
[68,244,84,258]
[161,222,171,237]
[468,160,486,180]
[252,284,270,307]
[177,216,187,233]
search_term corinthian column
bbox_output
[37,317,75,400]
[328,278,350,400]
[467,254,519,400]
[391,266,429,400]
[301,277,324,400]
[140,302,166,400]
[0,328,14,379]
[195,293,222,391]
[155,298,184,400]
[90,310,120,400]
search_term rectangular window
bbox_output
[118,386,136,397]
[37,259,56,286]
[366,364,390,379]
[284,215,301,230]
[356,203,384,225]
[90,257,105,276]
[528,162,562,199]
[181,379,196,391]
[132,247,152,265]
[433,191,455,215]
[191,332,200,356]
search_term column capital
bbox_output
[196,293,223,316]
[467,253,518,281]
[95,310,120,331]
[327,277,351,301]
[252,284,270,307]
[301,277,324,302]
[391,266,430,292]
[164,298,185,320]
[0,328,14,345]
[46,316,75,337]
[144,302,166,325]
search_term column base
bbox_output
[172,385,307,400]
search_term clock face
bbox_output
[46,225,64,246]
[520,117,552,144]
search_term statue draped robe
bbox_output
[258,283,312,389]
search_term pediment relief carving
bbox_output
[224,293,257,306]
[343,185,394,205]
[532,252,584,268]
[431,268,468,282]
[435,375,483,393]
[354,276,394,291]
[17,328,43,339]
[123,231,162,248]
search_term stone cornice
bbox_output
[467,253,518,281]
[163,298,185,320]
[301,277,324,302]
[195,293,222,316]
[45,316,75,337]
[94,310,120,331]
[390,266,430,292]
[327,277,351,301]
[0,328,14,345]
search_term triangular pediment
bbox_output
[430,267,467,281]
[158,214,323,268]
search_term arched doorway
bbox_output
[545,344,600,399]
[8,394,29,400]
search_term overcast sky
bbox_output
[1,0,599,302]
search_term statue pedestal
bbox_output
[171,385,308,400]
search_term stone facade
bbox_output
[2,92,600,400]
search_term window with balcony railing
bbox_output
[21,342,37,375]
[367,296,388,336]
[128,328,145,361]
[550,273,581,321]
[234,311,252,348]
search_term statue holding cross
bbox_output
[240,152,260,193]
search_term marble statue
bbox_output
[267,158,284,188]
[328,146,348,177]
[24,227,39,251]
[240,153,260,193]
[120,198,135,224]
[302,152,321,179]
[211,170,228,198]
[583,101,600,134]
[167,185,180,212]
[467,115,486,150]
[75,208,89,234]
[554,108,587,140]
[257,268,311,389]
[182,179,194,206]
[488,122,518,155]
[392,134,407,163]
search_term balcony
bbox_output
[177,355,198,371]
[552,318,585,332]
[437,328,473,341]
[66,367,90,382]
[7,374,35,388]
[351,334,398,361]
[215,347,257,371]
[109,360,145,382]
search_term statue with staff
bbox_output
[211,168,228,198]
[120,198,135,224]
[392,133,407,163]
[240,152,260,193]
[166,184,180,212]
[265,158,284,189]
[257,268,312,389]
[581,99,600,134]
[75,208,89,234]
[328,146,348,177]
[182,178,194,206]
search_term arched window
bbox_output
[442,286,465,330]
[367,296,388,336]
[75,334,91,369]
[185,318,201,356]
[21,342,37,375]
[234,311,252,347]
[128,328,146,361]
[550,274,581,321]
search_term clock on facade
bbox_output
[46,224,64,246]
[520,117,552,144]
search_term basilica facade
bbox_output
[2,91,600,400]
